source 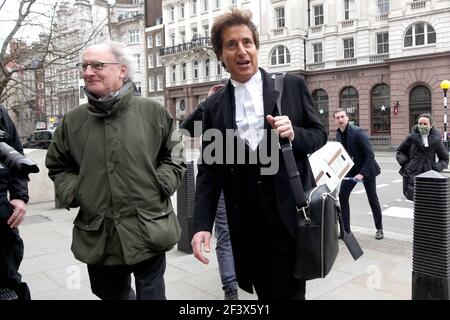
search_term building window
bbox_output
[340,86,359,126]
[169,33,175,46]
[180,30,186,43]
[313,5,324,26]
[192,0,197,15]
[205,58,210,77]
[193,60,199,79]
[156,33,162,46]
[128,29,139,44]
[377,0,389,14]
[171,65,176,82]
[203,24,209,38]
[216,60,222,76]
[147,35,153,48]
[180,3,185,19]
[149,76,154,92]
[157,76,163,91]
[148,54,154,68]
[181,63,186,81]
[169,6,175,21]
[376,32,389,54]
[275,7,285,28]
[371,84,390,135]
[203,0,208,12]
[214,0,221,9]
[231,0,237,5]
[156,53,161,67]
[312,89,329,133]
[404,22,436,47]
[134,54,141,71]
[135,81,141,94]
[344,0,354,20]
[313,43,323,63]
[343,38,354,59]
[409,85,432,130]
[270,45,291,65]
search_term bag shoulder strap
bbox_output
[272,73,308,210]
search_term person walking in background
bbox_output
[180,82,239,300]
[191,8,327,300]
[45,42,185,300]
[334,108,384,240]
[396,113,449,201]
[0,104,31,300]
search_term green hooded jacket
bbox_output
[45,88,186,265]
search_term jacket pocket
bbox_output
[72,211,106,264]
[136,207,181,251]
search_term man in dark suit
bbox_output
[191,8,327,300]
[334,108,384,240]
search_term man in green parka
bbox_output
[45,42,186,300]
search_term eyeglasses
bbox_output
[76,61,121,71]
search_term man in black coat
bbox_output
[334,109,384,240]
[191,8,327,299]
[0,104,31,300]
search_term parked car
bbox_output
[23,129,54,149]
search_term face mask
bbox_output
[418,125,431,135]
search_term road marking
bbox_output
[368,206,413,219]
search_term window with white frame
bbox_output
[192,0,197,15]
[156,33,162,46]
[270,46,291,65]
[128,29,139,44]
[181,63,186,81]
[149,76,155,92]
[377,0,389,14]
[134,54,141,71]
[404,22,436,47]
[169,6,175,21]
[343,38,354,58]
[191,27,198,40]
[343,0,354,20]
[171,65,176,82]
[313,43,323,63]
[148,54,154,68]
[169,33,175,46]
[313,5,324,26]
[157,76,163,91]
[376,32,389,54]
[216,60,222,76]
[231,0,237,5]
[203,0,208,12]
[135,81,141,93]
[275,7,285,28]
[205,58,210,77]
[214,0,221,9]
[180,30,186,43]
[147,35,153,48]
[156,53,161,67]
[203,24,209,38]
[193,60,199,79]
[180,3,185,19]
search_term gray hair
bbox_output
[81,41,134,80]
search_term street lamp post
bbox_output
[440,80,450,151]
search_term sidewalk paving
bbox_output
[18,200,413,300]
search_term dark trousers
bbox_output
[339,176,383,232]
[0,201,31,300]
[87,254,166,300]
[242,172,306,300]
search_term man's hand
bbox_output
[354,174,364,182]
[191,231,212,264]
[266,115,295,141]
[7,199,27,228]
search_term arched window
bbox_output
[371,84,390,135]
[409,85,432,130]
[339,86,359,126]
[270,46,291,65]
[404,22,436,47]
[312,89,329,133]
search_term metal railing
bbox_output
[159,37,212,57]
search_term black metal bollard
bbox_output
[176,161,196,254]
[412,170,450,300]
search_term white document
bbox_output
[308,141,354,192]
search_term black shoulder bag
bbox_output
[273,73,363,281]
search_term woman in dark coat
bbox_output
[396,113,449,200]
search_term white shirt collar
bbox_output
[230,69,262,88]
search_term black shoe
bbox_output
[224,288,238,300]
[0,288,18,300]
[375,229,384,240]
